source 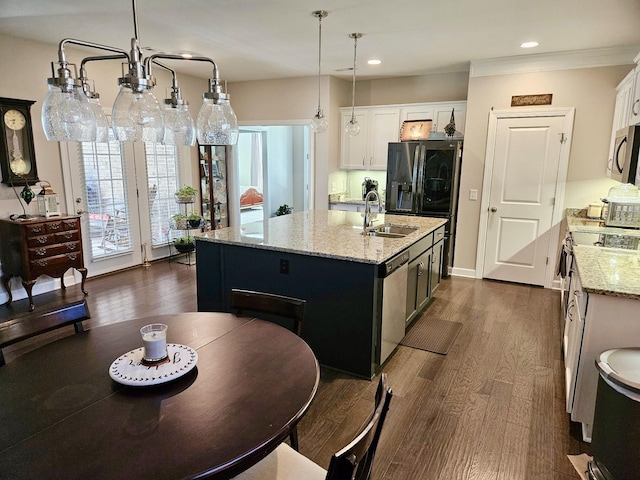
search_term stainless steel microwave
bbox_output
[610,125,640,184]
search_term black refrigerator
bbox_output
[385,139,463,277]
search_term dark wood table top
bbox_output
[0,312,319,479]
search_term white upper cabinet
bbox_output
[607,61,638,176]
[431,102,467,136]
[340,107,400,170]
[629,64,640,126]
[340,101,468,170]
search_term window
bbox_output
[145,143,181,247]
[80,137,131,259]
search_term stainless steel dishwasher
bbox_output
[380,250,409,364]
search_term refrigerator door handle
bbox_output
[410,144,421,212]
[414,144,427,212]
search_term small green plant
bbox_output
[187,212,203,227]
[172,213,187,220]
[275,204,293,216]
[175,185,198,203]
[173,236,194,245]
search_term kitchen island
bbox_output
[195,210,446,378]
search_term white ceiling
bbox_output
[2,0,640,82]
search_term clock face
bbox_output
[4,109,26,131]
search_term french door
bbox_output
[60,136,185,278]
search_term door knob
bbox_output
[490,207,497,212]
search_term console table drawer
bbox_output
[28,241,81,260]
[26,229,80,247]
[29,252,84,278]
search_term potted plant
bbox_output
[173,236,195,253]
[275,204,293,216]
[175,185,198,203]
[172,213,188,230]
[187,212,203,228]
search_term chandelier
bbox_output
[310,10,329,134]
[41,0,238,146]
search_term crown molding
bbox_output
[470,45,640,78]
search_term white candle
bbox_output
[140,324,168,361]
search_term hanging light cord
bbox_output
[316,13,323,113]
[350,34,359,122]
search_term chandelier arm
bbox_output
[144,53,226,99]
[57,38,131,66]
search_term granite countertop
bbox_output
[572,246,640,299]
[196,210,446,265]
[566,209,640,299]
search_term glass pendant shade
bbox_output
[112,87,164,143]
[42,84,97,142]
[163,103,195,146]
[88,97,109,143]
[311,111,328,133]
[345,119,360,137]
[196,98,239,145]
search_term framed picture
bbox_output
[400,119,433,141]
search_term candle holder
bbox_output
[140,323,169,365]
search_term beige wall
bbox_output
[355,71,469,106]
[456,65,632,272]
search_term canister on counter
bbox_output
[587,202,603,219]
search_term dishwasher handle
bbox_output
[383,251,410,277]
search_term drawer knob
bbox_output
[35,248,46,256]
[37,237,47,244]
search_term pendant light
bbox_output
[310,10,329,134]
[345,33,362,137]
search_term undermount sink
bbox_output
[367,224,419,238]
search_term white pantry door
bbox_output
[481,110,573,286]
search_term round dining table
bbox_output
[0,312,319,479]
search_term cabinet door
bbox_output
[629,67,640,126]
[415,249,432,312]
[401,105,434,122]
[340,111,368,169]
[369,109,401,170]
[430,239,443,296]
[406,258,419,326]
[432,104,466,135]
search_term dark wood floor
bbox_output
[2,261,591,479]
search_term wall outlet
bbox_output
[280,259,289,274]
[469,189,478,201]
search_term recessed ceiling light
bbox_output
[368,59,382,65]
[521,41,539,49]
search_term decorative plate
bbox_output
[109,344,198,387]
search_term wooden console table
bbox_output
[0,215,87,311]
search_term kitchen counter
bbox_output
[565,209,640,300]
[572,246,640,299]
[196,210,446,265]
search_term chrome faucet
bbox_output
[363,190,381,233]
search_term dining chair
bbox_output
[230,288,306,450]
[232,373,393,480]
[229,289,305,338]
[0,299,90,366]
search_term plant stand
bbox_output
[168,197,200,266]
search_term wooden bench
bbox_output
[0,299,90,366]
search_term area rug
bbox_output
[399,315,462,355]
[568,453,592,480]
